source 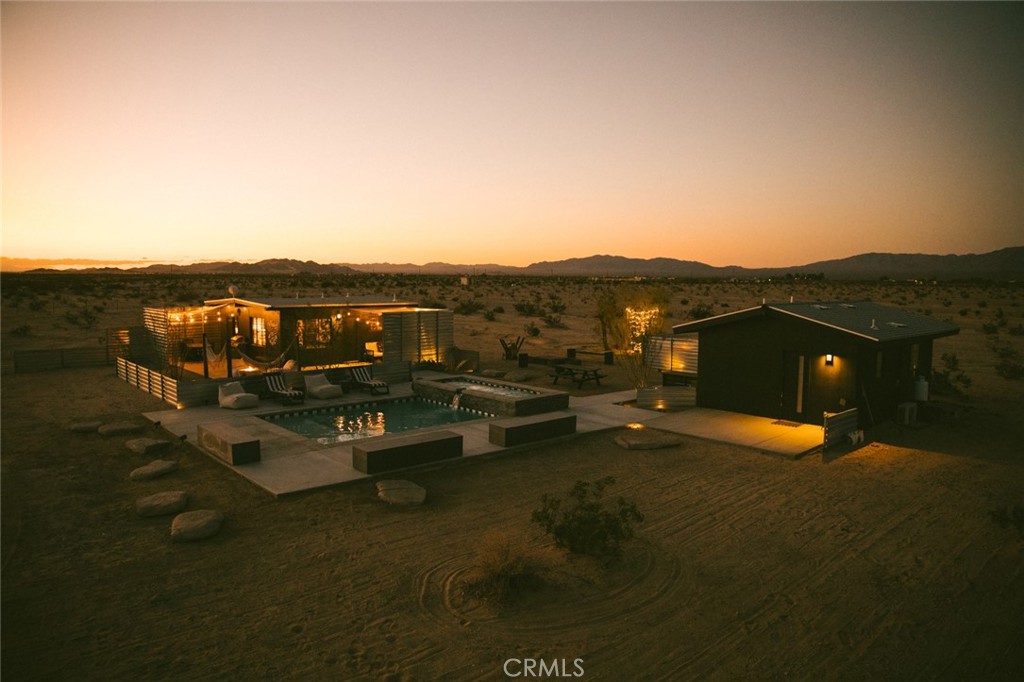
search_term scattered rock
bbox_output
[98,421,144,436]
[614,428,686,450]
[170,510,224,542]
[376,480,427,506]
[503,370,534,382]
[130,459,179,481]
[69,421,103,433]
[125,437,171,456]
[136,490,189,517]
[480,369,506,379]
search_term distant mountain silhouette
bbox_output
[8,247,1022,280]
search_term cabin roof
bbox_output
[203,295,417,310]
[671,301,959,343]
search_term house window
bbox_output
[251,318,267,347]
[297,318,331,348]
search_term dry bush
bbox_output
[460,529,561,605]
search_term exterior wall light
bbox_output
[825,354,834,366]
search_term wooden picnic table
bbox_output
[551,364,607,389]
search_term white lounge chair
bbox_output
[218,381,259,409]
[351,365,389,395]
[304,373,343,400]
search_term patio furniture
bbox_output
[218,381,259,409]
[266,373,304,404]
[550,364,606,389]
[304,372,343,400]
[352,365,389,395]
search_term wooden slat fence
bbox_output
[823,407,860,449]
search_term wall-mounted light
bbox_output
[825,354,834,366]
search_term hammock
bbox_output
[204,339,227,365]
[234,335,298,371]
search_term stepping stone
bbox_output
[503,370,534,382]
[98,421,144,436]
[69,421,103,433]
[126,438,171,456]
[171,510,224,542]
[480,369,506,378]
[376,480,427,506]
[614,429,686,450]
[130,459,179,481]
[136,490,189,517]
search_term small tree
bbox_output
[532,477,644,559]
[618,306,663,389]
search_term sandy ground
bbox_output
[2,276,1024,680]
[2,365,1022,681]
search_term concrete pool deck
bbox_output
[143,380,824,496]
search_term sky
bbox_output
[2,1,1022,269]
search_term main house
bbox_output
[144,293,453,377]
[671,301,959,426]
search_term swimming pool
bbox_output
[261,397,492,445]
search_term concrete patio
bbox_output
[143,381,824,496]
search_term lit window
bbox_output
[251,318,267,347]
[297,318,331,348]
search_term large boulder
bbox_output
[136,490,189,517]
[614,428,686,450]
[376,480,427,506]
[69,421,103,434]
[170,510,224,542]
[130,459,179,481]
[126,438,171,456]
[98,421,144,436]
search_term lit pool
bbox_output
[262,397,492,445]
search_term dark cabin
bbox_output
[671,301,959,426]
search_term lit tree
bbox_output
[620,306,663,389]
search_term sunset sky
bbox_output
[2,1,1021,269]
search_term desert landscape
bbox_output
[2,273,1023,681]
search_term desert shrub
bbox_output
[532,477,644,559]
[460,530,559,605]
[1008,324,1024,336]
[932,352,971,397]
[483,310,496,321]
[9,324,31,337]
[514,302,541,316]
[688,303,714,320]
[995,360,1024,380]
[541,314,566,328]
[990,505,1024,539]
[982,322,999,335]
[454,299,485,315]
[524,321,541,337]
[492,305,505,314]
[547,301,567,314]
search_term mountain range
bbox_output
[5,247,1022,281]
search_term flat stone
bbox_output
[376,480,427,506]
[136,490,189,517]
[614,429,686,450]
[98,421,144,436]
[126,437,171,455]
[69,421,103,433]
[170,510,224,542]
[480,369,506,378]
[503,370,534,382]
[130,459,179,481]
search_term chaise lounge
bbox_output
[218,381,259,409]
[304,373,343,399]
[266,373,304,404]
[351,365,389,395]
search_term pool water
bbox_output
[263,397,490,445]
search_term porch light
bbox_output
[825,354,834,366]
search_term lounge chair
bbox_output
[266,373,304,404]
[218,381,259,409]
[304,373,343,400]
[351,365,389,395]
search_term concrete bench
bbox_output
[351,430,463,475]
[489,412,577,447]
[197,422,261,465]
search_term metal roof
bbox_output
[672,301,959,343]
[203,295,417,309]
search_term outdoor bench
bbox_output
[197,421,261,465]
[351,430,463,475]
[489,412,577,447]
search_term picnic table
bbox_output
[551,364,607,389]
